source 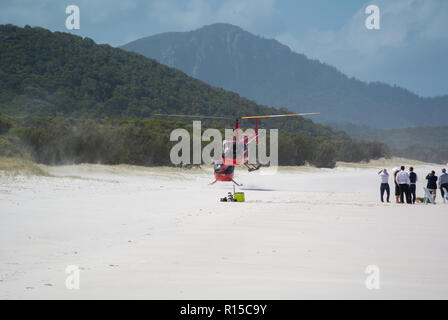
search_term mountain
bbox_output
[121,23,448,129]
[0,24,346,140]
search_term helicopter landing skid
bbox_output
[231,179,242,186]
[209,179,242,186]
[245,163,262,172]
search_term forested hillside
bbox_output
[122,23,448,129]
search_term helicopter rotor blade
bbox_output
[240,112,320,119]
[152,114,233,120]
[152,112,320,120]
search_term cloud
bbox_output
[0,0,57,27]
[275,0,448,96]
[147,0,276,31]
[0,0,139,29]
[68,0,138,25]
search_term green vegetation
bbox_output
[392,146,448,165]
[13,117,177,165]
[0,114,388,168]
[0,156,48,176]
[334,124,448,164]
[353,126,448,149]
[0,112,13,134]
[0,136,23,158]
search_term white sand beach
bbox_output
[1,159,447,299]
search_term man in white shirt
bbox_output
[439,168,448,199]
[396,166,411,204]
[377,168,390,203]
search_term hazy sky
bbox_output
[1,0,447,97]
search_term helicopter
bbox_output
[154,112,320,186]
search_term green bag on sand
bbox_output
[234,192,245,202]
[416,197,424,203]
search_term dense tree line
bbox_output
[351,125,448,150]
[392,146,448,165]
[332,122,448,164]
[0,114,389,168]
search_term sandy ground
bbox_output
[1,159,447,299]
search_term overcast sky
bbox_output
[1,0,447,97]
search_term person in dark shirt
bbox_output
[426,170,438,203]
[409,167,417,204]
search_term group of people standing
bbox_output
[377,166,448,204]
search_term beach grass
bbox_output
[0,156,49,177]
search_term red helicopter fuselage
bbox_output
[213,140,247,183]
[211,119,259,186]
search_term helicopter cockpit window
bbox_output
[222,141,244,159]
[214,161,235,175]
